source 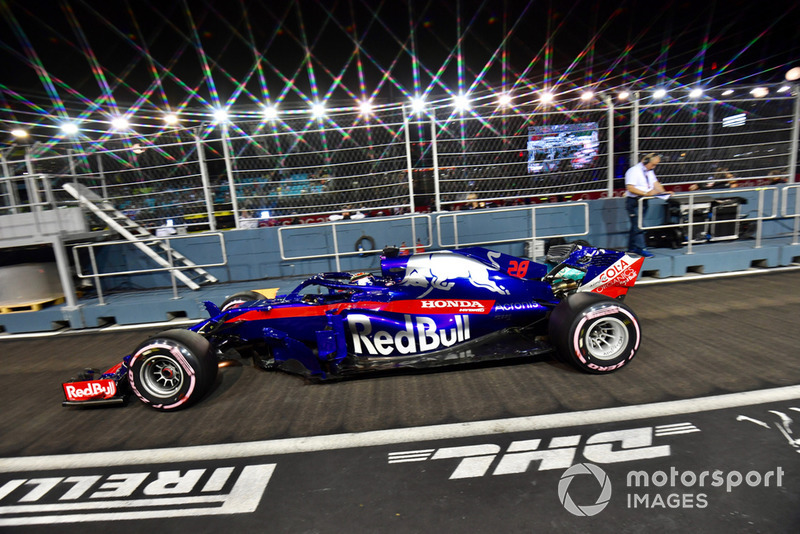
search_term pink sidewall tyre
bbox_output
[549,292,641,374]
[128,329,218,411]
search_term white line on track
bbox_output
[2,384,799,473]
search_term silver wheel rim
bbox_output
[139,354,184,398]
[585,317,628,360]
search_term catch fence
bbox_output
[1,87,797,233]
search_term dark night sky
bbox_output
[1,0,799,132]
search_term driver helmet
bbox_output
[350,272,374,286]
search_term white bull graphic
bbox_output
[402,252,510,298]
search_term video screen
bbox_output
[527,122,599,173]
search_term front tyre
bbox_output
[128,329,218,411]
[549,293,641,374]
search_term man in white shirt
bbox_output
[624,153,669,257]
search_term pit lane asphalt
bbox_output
[2,269,800,457]
[1,270,800,533]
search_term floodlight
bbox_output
[213,109,229,123]
[453,93,470,112]
[311,102,326,119]
[263,106,278,120]
[411,97,426,114]
[359,100,373,115]
[61,122,79,135]
[111,117,129,130]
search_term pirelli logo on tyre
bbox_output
[0,464,275,527]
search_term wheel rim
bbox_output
[584,317,628,360]
[139,354,184,398]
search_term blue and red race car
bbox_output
[63,243,645,411]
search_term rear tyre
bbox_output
[221,291,264,311]
[128,329,218,411]
[549,293,641,374]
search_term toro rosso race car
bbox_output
[63,243,645,411]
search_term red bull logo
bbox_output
[402,252,510,298]
[63,379,117,401]
[347,313,471,355]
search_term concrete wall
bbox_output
[92,184,796,292]
[2,186,798,333]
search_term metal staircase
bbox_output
[62,183,218,290]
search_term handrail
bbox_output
[780,184,800,245]
[436,202,590,249]
[638,187,779,253]
[277,214,433,271]
[71,232,227,304]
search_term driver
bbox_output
[349,272,374,286]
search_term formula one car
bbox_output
[62,244,645,411]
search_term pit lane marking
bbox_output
[2,385,799,473]
[0,464,275,527]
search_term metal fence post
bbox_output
[87,245,105,306]
[331,223,341,272]
[68,148,77,184]
[97,152,107,199]
[195,127,217,231]
[632,92,639,165]
[53,234,79,309]
[789,85,799,184]
[756,189,765,248]
[165,237,180,300]
[402,105,416,212]
[24,145,43,213]
[605,95,615,197]
[430,108,441,212]
[41,174,55,207]
[0,148,19,212]
[0,146,10,180]
[707,101,715,156]
[792,185,800,244]
[221,124,240,228]
[24,144,36,177]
